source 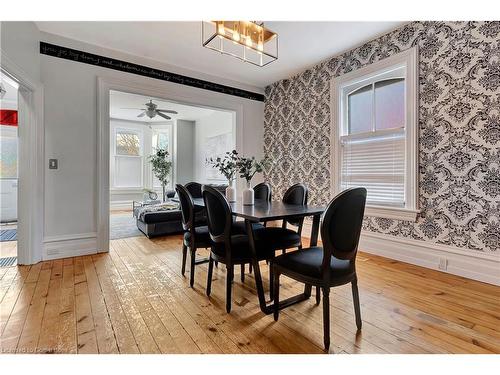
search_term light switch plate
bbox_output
[49,159,58,169]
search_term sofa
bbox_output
[134,183,227,238]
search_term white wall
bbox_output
[175,119,195,185]
[40,31,264,248]
[194,110,234,184]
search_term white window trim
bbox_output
[331,47,419,222]
[112,127,144,189]
[150,123,174,190]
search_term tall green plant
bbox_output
[149,148,172,202]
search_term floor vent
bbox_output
[0,257,17,267]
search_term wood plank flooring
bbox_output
[1,235,499,354]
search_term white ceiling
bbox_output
[110,90,216,123]
[36,21,403,88]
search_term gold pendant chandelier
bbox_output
[202,21,278,67]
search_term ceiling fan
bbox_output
[122,100,178,120]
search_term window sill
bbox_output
[364,205,419,222]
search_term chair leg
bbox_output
[352,279,362,330]
[189,247,196,288]
[181,244,187,276]
[240,264,245,283]
[273,272,280,321]
[315,286,321,305]
[226,265,233,313]
[269,261,274,301]
[206,256,214,296]
[322,287,330,351]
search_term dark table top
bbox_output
[191,198,325,222]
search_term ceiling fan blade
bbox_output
[137,111,146,118]
[156,109,178,114]
[156,111,171,120]
[121,108,146,110]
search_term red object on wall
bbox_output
[0,110,18,126]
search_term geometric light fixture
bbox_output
[202,21,278,67]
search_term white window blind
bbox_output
[341,130,406,207]
[113,128,143,188]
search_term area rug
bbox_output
[110,213,144,240]
[0,229,17,242]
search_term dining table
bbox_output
[191,197,326,315]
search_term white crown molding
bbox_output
[359,231,500,286]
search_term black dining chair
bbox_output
[176,184,212,288]
[272,187,367,351]
[251,183,307,256]
[185,181,202,198]
[234,182,272,278]
[281,183,308,252]
[202,185,276,313]
[253,182,272,202]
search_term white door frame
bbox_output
[97,76,243,253]
[1,51,44,265]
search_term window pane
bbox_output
[341,131,405,207]
[348,84,373,134]
[375,78,405,131]
[157,133,169,151]
[116,132,140,156]
[0,127,18,178]
[114,156,142,187]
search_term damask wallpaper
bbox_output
[263,21,500,253]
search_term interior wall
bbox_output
[40,31,264,243]
[264,21,500,255]
[175,119,195,185]
[193,110,234,184]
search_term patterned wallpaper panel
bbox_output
[263,21,500,253]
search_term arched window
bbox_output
[332,48,418,221]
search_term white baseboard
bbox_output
[110,200,133,210]
[43,232,98,261]
[359,231,500,286]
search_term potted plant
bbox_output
[237,156,269,205]
[148,148,172,202]
[207,150,239,202]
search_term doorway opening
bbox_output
[108,90,235,241]
[0,70,19,265]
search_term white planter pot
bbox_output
[242,182,254,206]
[226,183,236,202]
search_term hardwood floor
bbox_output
[1,235,499,354]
